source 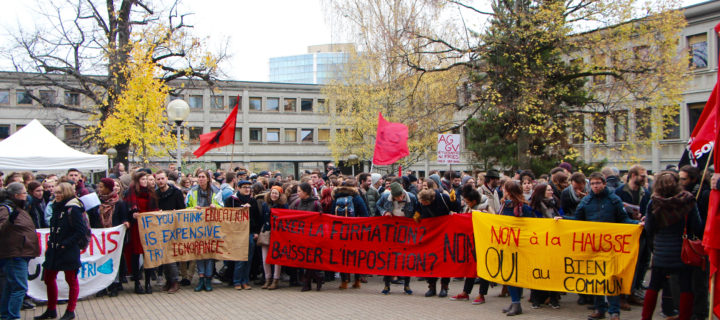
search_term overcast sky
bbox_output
[0,0,709,82]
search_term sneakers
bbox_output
[403,286,413,295]
[550,301,560,309]
[472,295,486,305]
[531,303,541,309]
[449,292,470,301]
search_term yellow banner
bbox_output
[472,211,642,296]
[138,207,249,268]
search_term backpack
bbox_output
[67,198,92,251]
[335,196,355,217]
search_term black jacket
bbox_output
[44,198,86,270]
[88,201,129,228]
[645,199,703,268]
[419,190,456,218]
[226,193,262,234]
[157,185,186,211]
[615,183,650,217]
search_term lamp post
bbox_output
[348,154,359,177]
[106,147,117,176]
[167,99,190,173]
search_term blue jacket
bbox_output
[330,186,368,217]
[499,200,535,218]
[376,191,419,218]
[573,187,637,224]
[261,201,288,232]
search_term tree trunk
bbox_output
[517,132,530,169]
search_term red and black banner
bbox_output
[266,209,477,278]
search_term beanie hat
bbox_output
[100,178,115,190]
[408,174,418,183]
[271,186,284,194]
[390,182,404,198]
[371,173,381,185]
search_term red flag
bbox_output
[702,21,720,319]
[193,97,239,158]
[679,82,717,168]
[372,112,409,165]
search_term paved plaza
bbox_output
[21,276,646,319]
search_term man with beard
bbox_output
[155,170,185,294]
[479,170,501,214]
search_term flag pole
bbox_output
[697,145,714,199]
[710,273,715,320]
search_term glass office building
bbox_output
[269,44,352,84]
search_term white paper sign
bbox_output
[437,134,461,164]
[27,225,127,301]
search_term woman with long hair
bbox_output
[185,170,222,292]
[34,183,84,320]
[641,171,702,320]
[259,186,288,290]
[124,171,158,294]
[499,180,534,316]
[528,183,562,309]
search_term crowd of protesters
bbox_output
[0,161,718,320]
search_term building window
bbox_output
[0,125,9,139]
[189,95,203,109]
[591,114,607,143]
[0,90,8,104]
[235,128,242,143]
[267,98,279,112]
[635,108,652,140]
[301,99,313,112]
[318,129,330,142]
[267,128,280,142]
[613,111,628,142]
[64,125,81,144]
[229,96,241,108]
[189,127,203,143]
[211,96,224,109]
[688,102,705,134]
[317,99,327,113]
[284,98,296,112]
[249,97,262,111]
[688,33,708,68]
[40,90,55,104]
[285,128,297,142]
[249,128,262,142]
[301,128,313,143]
[16,91,32,105]
[665,112,680,140]
[65,92,80,106]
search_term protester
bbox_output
[94,178,129,298]
[155,170,185,294]
[26,181,48,228]
[225,180,261,290]
[124,171,159,294]
[259,186,288,290]
[416,187,456,298]
[289,182,323,291]
[560,172,588,217]
[186,171,221,292]
[479,170,501,213]
[35,182,85,320]
[330,180,368,289]
[639,171,702,320]
[357,173,380,217]
[559,172,639,320]
[450,187,490,304]
[528,183,561,309]
[0,182,40,320]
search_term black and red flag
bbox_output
[679,83,717,169]
[193,96,239,158]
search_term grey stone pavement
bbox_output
[20,276,649,320]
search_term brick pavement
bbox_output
[21,277,645,320]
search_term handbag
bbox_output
[681,211,707,269]
[256,230,271,246]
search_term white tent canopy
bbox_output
[0,119,107,171]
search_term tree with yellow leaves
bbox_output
[97,42,174,164]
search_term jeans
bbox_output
[594,295,621,315]
[233,234,255,285]
[44,269,79,313]
[195,260,214,277]
[0,258,28,320]
[508,286,523,303]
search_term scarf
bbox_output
[99,191,119,228]
[651,190,695,228]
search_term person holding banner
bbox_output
[94,178,129,298]
[377,182,418,296]
[498,181,535,316]
[34,183,86,320]
[125,171,159,295]
[0,182,40,320]
[416,187,457,298]
[640,171,703,320]
[289,182,324,292]
[528,183,562,310]
[155,170,185,294]
[330,180,369,290]
[557,172,639,320]
[185,171,222,292]
[225,180,260,291]
[259,186,288,290]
